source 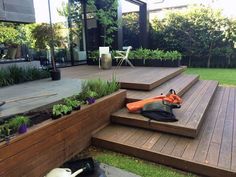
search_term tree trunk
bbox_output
[207,42,213,68]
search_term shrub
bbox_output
[64,98,81,109]
[129,48,182,60]
[77,78,120,101]
[0,65,50,87]
[8,115,29,133]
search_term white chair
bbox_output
[99,47,110,68]
[114,46,134,68]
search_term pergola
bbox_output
[118,0,148,49]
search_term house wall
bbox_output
[0,0,35,23]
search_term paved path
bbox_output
[0,78,83,119]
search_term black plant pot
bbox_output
[130,59,144,66]
[87,59,99,65]
[86,97,96,105]
[51,114,62,120]
[73,105,81,111]
[162,60,180,67]
[50,69,61,81]
[145,59,163,67]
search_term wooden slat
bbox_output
[151,134,171,152]
[182,87,224,161]
[161,136,179,155]
[171,138,190,157]
[142,132,161,150]
[218,88,235,169]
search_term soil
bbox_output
[24,108,52,126]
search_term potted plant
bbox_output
[0,123,11,143]
[86,90,97,105]
[52,104,73,119]
[32,23,65,80]
[87,50,99,65]
[8,115,30,134]
[64,98,81,110]
[52,104,64,119]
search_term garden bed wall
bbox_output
[0,90,126,177]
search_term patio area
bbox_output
[0,65,236,177]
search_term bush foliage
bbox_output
[149,5,236,67]
[0,65,50,87]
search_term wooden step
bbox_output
[127,74,199,102]
[119,66,186,90]
[111,80,218,138]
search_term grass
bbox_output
[87,147,197,177]
[185,68,236,86]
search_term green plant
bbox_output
[52,104,64,117]
[0,65,50,87]
[52,104,73,117]
[8,115,29,133]
[77,78,120,101]
[0,123,11,138]
[150,5,235,67]
[0,26,20,46]
[89,0,119,46]
[88,50,99,60]
[64,98,81,109]
[87,90,98,98]
[32,23,66,50]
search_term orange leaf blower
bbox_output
[126,89,182,113]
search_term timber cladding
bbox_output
[0,90,126,177]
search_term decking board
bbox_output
[92,87,236,177]
[126,74,199,101]
[111,80,218,138]
[62,65,186,90]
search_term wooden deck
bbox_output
[62,66,186,90]
[112,80,218,138]
[92,87,236,177]
[126,74,199,102]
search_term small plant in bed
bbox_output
[0,123,11,143]
[64,98,82,110]
[8,115,30,134]
[77,78,120,104]
[52,104,73,119]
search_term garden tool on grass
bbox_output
[45,157,94,177]
[0,93,57,107]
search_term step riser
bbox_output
[92,137,234,177]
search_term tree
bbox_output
[150,5,236,67]
[91,0,119,46]
[122,12,140,48]
[32,23,66,50]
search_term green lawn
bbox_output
[88,147,197,177]
[185,68,236,86]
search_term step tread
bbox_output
[127,74,199,101]
[119,66,186,90]
[112,80,218,137]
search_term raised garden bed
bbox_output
[0,89,126,177]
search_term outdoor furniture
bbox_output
[114,46,134,68]
[99,47,110,68]
[100,53,112,69]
